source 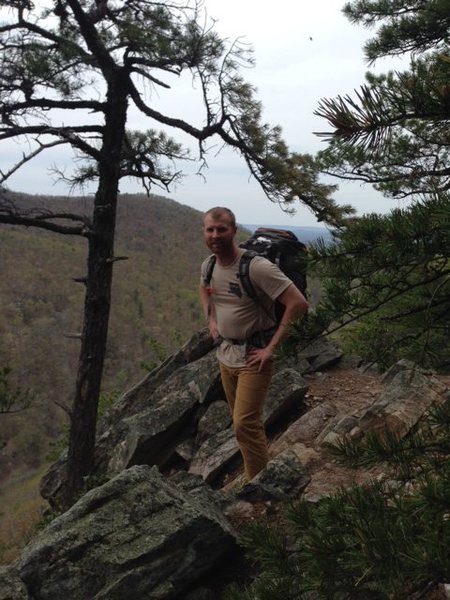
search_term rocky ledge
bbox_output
[1,331,449,600]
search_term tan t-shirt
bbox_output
[200,249,292,367]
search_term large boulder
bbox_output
[20,466,235,600]
[189,428,239,483]
[263,368,309,426]
[358,359,448,435]
[102,352,221,475]
[296,337,343,372]
[101,328,215,420]
[29,340,450,600]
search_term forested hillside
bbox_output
[0,191,227,486]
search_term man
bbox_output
[199,207,308,481]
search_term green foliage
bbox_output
[306,195,450,370]
[0,365,35,413]
[343,0,450,60]
[306,0,450,372]
[140,335,170,373]
[226,405,450,599]
[223,521,299,600]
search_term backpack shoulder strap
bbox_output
[204,252,263,303]
[239,250,277,325]
[239,250,258,301]
[203,255,216,286]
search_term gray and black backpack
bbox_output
[203,227,308,324]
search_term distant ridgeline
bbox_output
[242,224,333,245]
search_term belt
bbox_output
[224,327,276,348]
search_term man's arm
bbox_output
[246,284,308,370]
[199,285,220,340]
[268,284,309,349]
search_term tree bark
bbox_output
[65,72,129,505]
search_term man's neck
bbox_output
[215,246,241,267]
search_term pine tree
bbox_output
[305,0,450,370]
[308,195,450,369]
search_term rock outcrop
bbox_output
[3,332,448,600]
[317,359,448,446]
[19,466,234,600]
[40,334,336,510]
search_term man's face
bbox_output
[203,213,237,255]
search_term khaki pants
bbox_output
[219,361,273,480]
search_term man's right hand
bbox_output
[207,317,220,340]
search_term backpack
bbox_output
[203,227,308,324]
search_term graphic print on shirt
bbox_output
[228,281,242,298]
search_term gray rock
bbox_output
[317,414,359,446]
[381,358,429,385]
[184,588,217,600]
[32,343,449,600]
[30,347,450,600]
[174,437,198,462]
[297,338,343,371]
[280,355,313,375]
[146,351,220,408]
[359,362,380,375]
[20,466,235,600]
[39,452,67,510]
[263,368,309,426]
[102,352,221,475]
[189,428,239,483]
[0,566,30,600]
[309,348,343,372]
[41,329,333,509]
[318,359,448,446]
[168,471,228,514]
[197,400,231,441]
[106,388,199,475]
[358,359,447,436]
[237,449,311,501]
[100,329,215,420]
[41,352,220,509]
[276,401,337,445]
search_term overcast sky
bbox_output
[2,0,407,228]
